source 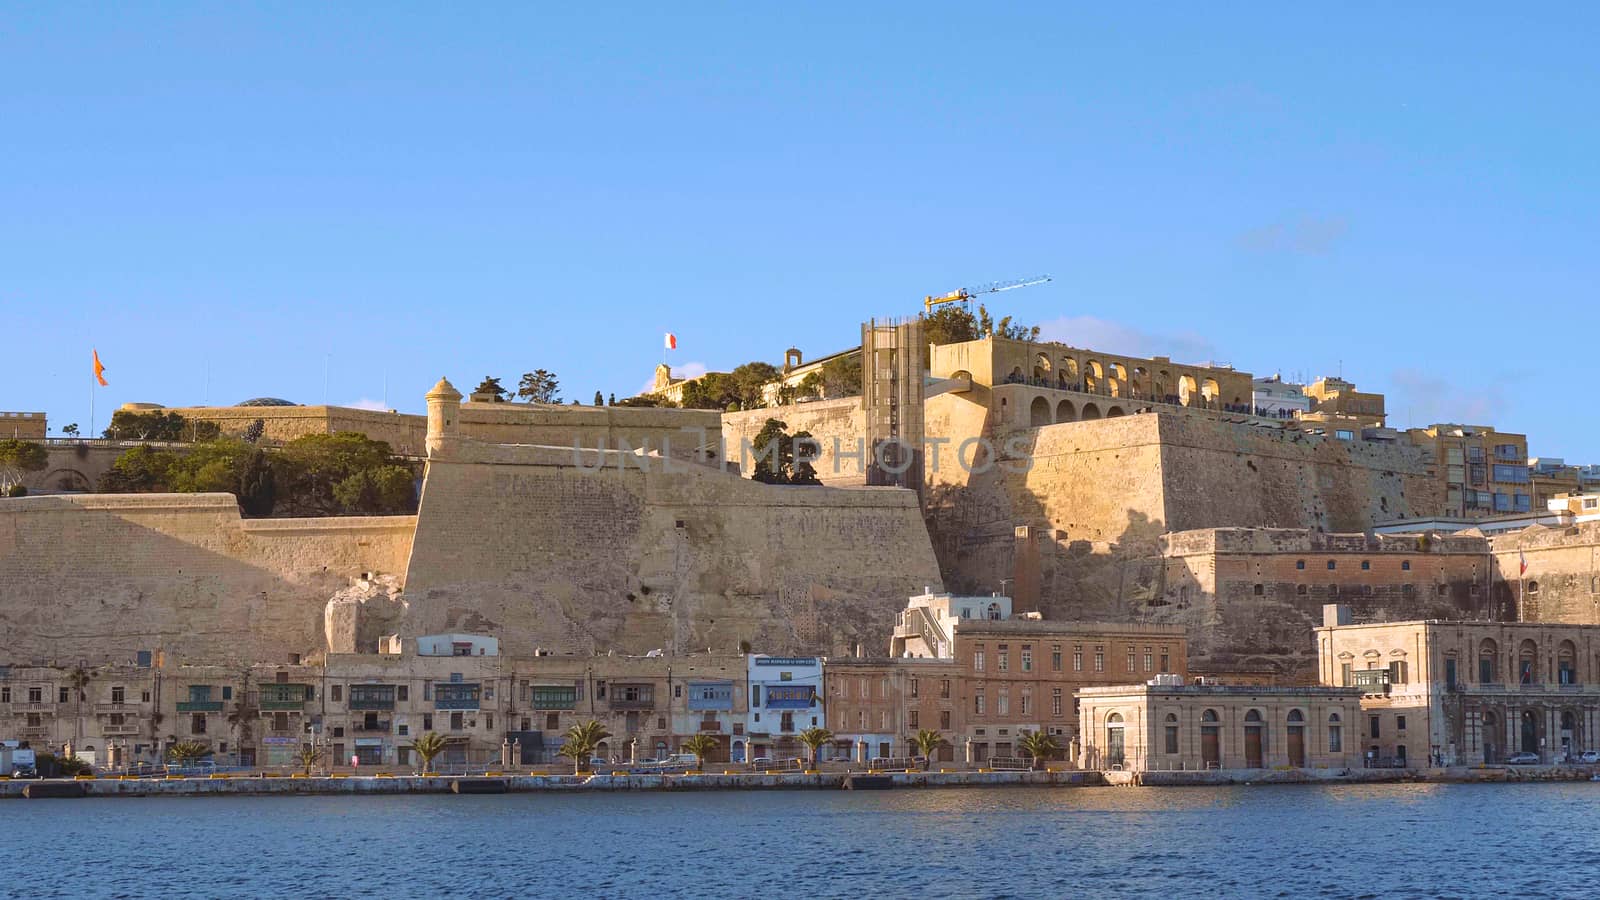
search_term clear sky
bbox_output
[4,4,1596,457]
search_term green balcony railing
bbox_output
[176,701,223,712]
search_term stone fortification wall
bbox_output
[168,405,427,454]
[21,443,133,493]
[1491,523,1600,624]
[461,403,723,463]
[721,398,866,485]
[1156,414,1440,535]
[400,439,942,658]
[0,493,414,664]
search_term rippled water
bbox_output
[3,783,1598,898]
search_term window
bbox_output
[1051,645,1062,672]
[1253,583,1264,596]
[450,712,464,730]
[1296,584,1308,595]
[1328,560,1337,570]
[879,711,888,730]
[1396,715,1407,732]
[997,691,1009,716]
[1126,647,1135,672]
[940,679,950,699]
[222,686,232,700]
[1296,560,1306,570]
[397,686,409,702]
[1445,658,1458,689]
[974,647,986,672]
[1401,560,1411,571]
[422,714,433,731]
[191,714,206,734]
[1329,714,1343,752]
[1073,645,1083,672]
[1052,688,1062,717]
[28,687,41,704]
[974,691,985,716]
[1143,648,1153,672]
[1361,560,1370,571]
[1403,583,1414,596]
[859,678,868,699]
[111,686,125,704]
[1020,693,1031,715]
[1159,649,1170,672]
[1529,581,1541,595]
[331,685,342,702]
[1340,662,1353,686]
[908,710,919,728]
[59,687,69,703]
[1021,646,1033,672]
[1335,429,1354,441]
[940,710,951,729]
[1369,715,1380,738]
[909,678,919,699]
[546,713,559,730]
[1389,660,1408,685]
[997,647,1009,672]
[1094,647,1104,673]
[0,687,7,704]
[880,678,888,699]
[1164,714,1179,754]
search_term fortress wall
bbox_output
[22,443,130,493]
[1155,414,1442,533]
[721,398,867,485]
[168,405,427,454]
[401,441,942,658]
[0,493,414,664]
[459,403,723,461]
[1491,523,1600,624]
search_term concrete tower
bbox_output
[425,377,462,456]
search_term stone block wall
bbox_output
[0,493,414,664]
[400,439,943,658]
[721,398,866,485]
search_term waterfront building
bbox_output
[1075,680,1362,772]
[1316,606,1600,765]
[890,590,1187,762]
[744,655,823,763]
[824,655,959,763]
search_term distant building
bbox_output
[1405,423,1531,519]
[414,634,499,657]
[1250,376,1310,420]
[743,655,823,763]
[0,411,46,440]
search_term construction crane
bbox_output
[923,274,1052,313]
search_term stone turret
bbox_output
[425,377,462,456]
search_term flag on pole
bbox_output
[664,333,677,350]
[1519,550,1528,576]
[93,349,109,386]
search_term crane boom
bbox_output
[924,274,1051,312]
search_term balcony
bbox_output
[177,701,223,712]
[433,697,480,711]
[95,702,138,714]
[352,720,392,733]
[101,722,141,736]
[9,701,55,713]
[348,697,396,711]
[609,697,654,710]
[17,724,51,738]
[259,698,306,711]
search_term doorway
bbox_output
[1244,709,1264,768]
[1287,710,1306,768]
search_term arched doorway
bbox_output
[1561,709,1577,759]
[1244,709,1265,768]
[1287,709,1306,767]
[1107,363,1127,397]
[1202,378,1220,408]
[1106,406,1125,418]
[1084,360,1104,394]
[1061,358,1080,390]
[1081,402,1102,421]
[1178,375,1201,407]
[731,740,746,763]
[1131,367,1147,399]
[1032,353,1052,384]
[1029,396,1051,427]
[1056,399,1076,423]
[1201,709,1221,769]
[1105,712,1126,767]
[1520,709,1540,755]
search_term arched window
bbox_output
[1528,581,1541,594]
[1081,402,1102,421]
[1328,713,1343,753]
[1163,712,1179,754]
[1287,709,1304,723]
[1056,399,1077,423]
[1558,640,1577,685]
[1032,353,1052,384]
[1202,709,1219,723]
[1084,360,1105,394]
[1479,638,1499,685]
[1105,711,1126,766]
[1029,396,1051,427]
[1178,374,1201,407]
[1518,639,1539,685]
[1245,709,1263,723]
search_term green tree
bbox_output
[977,303,1039,341]
[275,432,415,516]
[61,423,80,438]
[98,444,181,492]
[789,429,821,485]
[616,394,669,408]
[750,418,792,484]
[408,731,449,774]
[797,371,824,400]
[797,727,834,770]
[679,372,738,410]
[517,369,561,404]
[0,439,48,494]
[680,734,719,772]
[820,355,863,397]
[241,418,266,444]
[296,744,324,776]
[1017,729,1062,770]
[237,448,276,517]
[226,691,259,764]
[557,720,613,774]
[923,305,980,346]
[911,729,947,771]
[593,390,604,406]
[66,665,95,751]
[103,410,220,442]
[730,361,781,410]
[472,376,509,402]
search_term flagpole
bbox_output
[90,365,95,440]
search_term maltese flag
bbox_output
[1520,550,1528,577]
[664,332,678,350]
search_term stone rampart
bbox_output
[721,398,867,485]
[0,493,414,664]
[400,439,942,657]
[1490,523,1600,624]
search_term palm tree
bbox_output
[797,727,834,771]
[166,740,208,769]
[680,734,719,772]
[296,744,324,776]
[226,692,258,768]
[408,731,449,774]
[556,720,612,774]
[1017,730,1062,770]
[911,729,947,771]
[66,665,95,750]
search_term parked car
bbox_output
[587,757,608,769]
[1578,750,1600,764]
[9,765,39,779]
[1504,751,1541,765]
[751,756,773,767]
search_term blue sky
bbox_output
[4,4,1597,457]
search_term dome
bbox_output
[236,397,297,407]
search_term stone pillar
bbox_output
[856,740,868,765]
[500,738,512,768]
[425,377,462,456]
[629,738,639,764]
[964,737,975,765]
[511,741,523,768]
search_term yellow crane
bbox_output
[923,274,1051,314]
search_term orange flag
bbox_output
[93,349,108,386]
